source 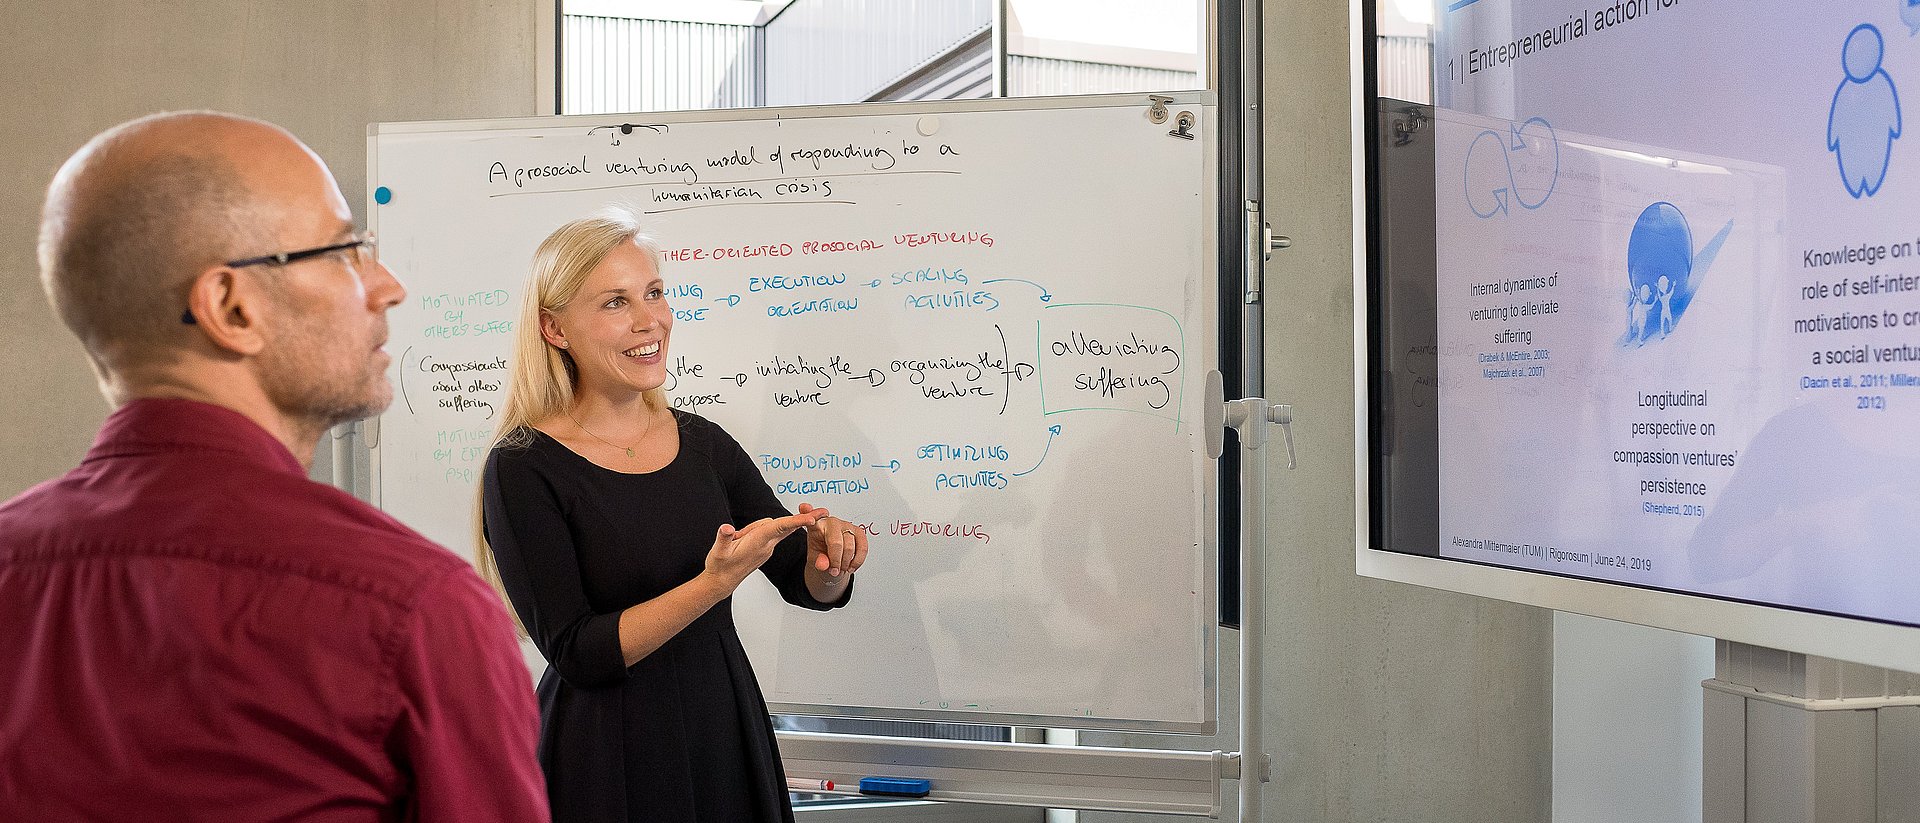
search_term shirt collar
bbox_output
[84,398,307,477]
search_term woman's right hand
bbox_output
[702,510,826,590]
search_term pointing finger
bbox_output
[766,511,820,534]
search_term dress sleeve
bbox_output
[481,442,629,687]
[387,565,551,823]
[703,418,853,611]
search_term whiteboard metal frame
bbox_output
[368,89,1212,137]
[365,90,1224,731]
[1344,13,1920,673]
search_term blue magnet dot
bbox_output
[374,186,392,205]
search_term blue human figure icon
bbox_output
[1656,275,1676,336]
[1829,24,1902,198]
[1623,203,1693,347]
[1627,283,1651,342]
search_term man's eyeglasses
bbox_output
[183,234,378,324]
[224,234,377,269]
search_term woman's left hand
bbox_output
[798,502,868,578]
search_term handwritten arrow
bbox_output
[995,324,1013,415]
[866,279,882,288]
[1011,425,1063,477]
[399,346,416,414]
[981,278,1052,302]
[884,460,901,473]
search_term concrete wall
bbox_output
[1554,614,1714,823]
[1252,0,1555,816]
[1084,2,1555,821]
[0,0,543,496]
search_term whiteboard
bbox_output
[368,93,1218,732]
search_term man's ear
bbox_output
[184,266,268,356]
[539,310,568,351]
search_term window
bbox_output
[560,0,1203,114]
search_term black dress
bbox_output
[481,410,851,823]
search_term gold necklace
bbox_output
[567,409,649,458]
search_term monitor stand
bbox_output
[1703,642,1920,823]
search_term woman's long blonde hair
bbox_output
[474,207,669,622]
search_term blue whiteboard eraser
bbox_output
[859,776,931,797]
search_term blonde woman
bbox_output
[478,208,868,823]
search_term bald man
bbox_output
[0,112,549,822]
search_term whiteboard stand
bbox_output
[774,393,1292,820]
[1222,396,1293,823]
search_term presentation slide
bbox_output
[1425,0,1920,625]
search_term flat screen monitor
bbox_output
[1358,0,1920,671]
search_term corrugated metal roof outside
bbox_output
[1007,55,1198,98]
[1377,35,1431,105]
[563,15,759,114]
[764,0,992,106]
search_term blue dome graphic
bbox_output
[1624,202,1698,346]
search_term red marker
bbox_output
[787,777,835,792]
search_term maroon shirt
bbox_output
[0,398,548,822]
